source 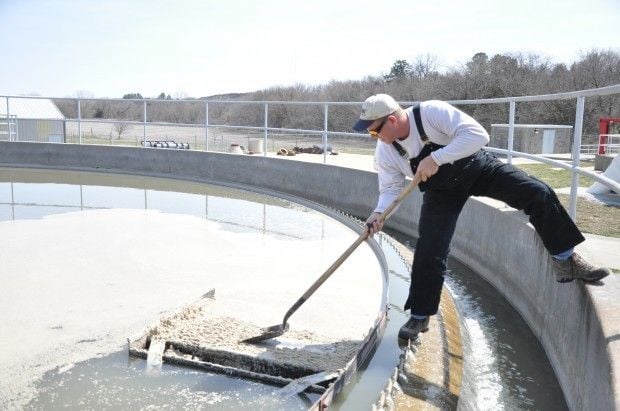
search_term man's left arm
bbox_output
[426,101,490,166]
[415,101,489,181]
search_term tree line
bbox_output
[55,49,619,134]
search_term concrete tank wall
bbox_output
[0,141,617,410]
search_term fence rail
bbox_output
[2,84,620,220]
[581,143,620,156]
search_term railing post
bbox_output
[569,96,585,220]
[507,100,515,164]
[77,99,82,144]
[264,103,268,157]
[5,97,10,141]
[205,102,209,152]
[143,100,147,147]
[323,104,329,164]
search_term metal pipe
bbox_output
[569,96,585,220]
[264,103,268,157]
[323,104,328,164]
[483,146,620,192]
[143,100,147,148]
[507,101,516,165]
[5,97,10,141]
[77,99,82,144]
[205,102,209,152]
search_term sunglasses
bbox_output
[368,116,389,138]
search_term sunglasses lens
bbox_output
[368,116,388,137]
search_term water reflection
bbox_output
[0,181,324,240]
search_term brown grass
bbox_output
[515,162,619,238]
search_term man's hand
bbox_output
[366,212,384,236]
[415,155,439,182]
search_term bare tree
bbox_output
[113,122,132,140]
[571,49,620,90]
[58,49,616,137]
[411,53,439,79]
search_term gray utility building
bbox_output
[490,124,573,155]
[0,98,66,143]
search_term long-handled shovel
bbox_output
[240,177,421,344]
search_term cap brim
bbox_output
[352,118,374,132]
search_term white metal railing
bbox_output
[0,114,18,141]
[582,143,620,156]
[592,134,620,155]
[2,84,620,220]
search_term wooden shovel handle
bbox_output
[282,177,421,326]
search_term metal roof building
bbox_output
[0,97,66,142]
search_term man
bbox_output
[352,94,610,343]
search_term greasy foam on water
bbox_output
[0,168,383,408]
[129,293,360,383]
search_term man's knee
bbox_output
[415,238,450,265]
[525,178,558,209]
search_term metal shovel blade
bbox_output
[240,323,290,344]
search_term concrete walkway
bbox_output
[579,234,620,272]
[555,186,620,207]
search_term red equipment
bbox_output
[598,117,620,155]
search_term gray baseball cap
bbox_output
[352,94,400,132]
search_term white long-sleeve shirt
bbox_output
[373,100,490,213]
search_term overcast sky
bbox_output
[1,0,618,98]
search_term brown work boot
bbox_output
[398,316,430,342]
[552,252,611,283]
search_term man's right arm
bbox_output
[367,145,406,235]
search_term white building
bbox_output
[0,97,66,142]
[490,124,574,155]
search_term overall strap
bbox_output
[412,104,428,143]
[391,103,429,158]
